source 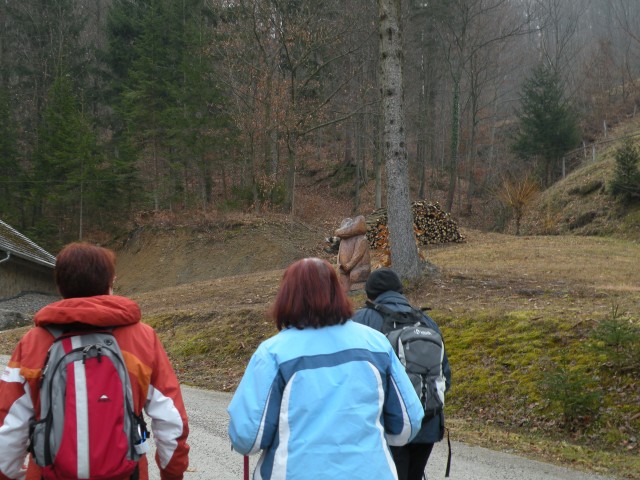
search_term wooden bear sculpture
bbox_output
[335,216,371,292]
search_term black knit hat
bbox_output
[365,268,403,300]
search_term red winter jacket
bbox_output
[0,295,190,480]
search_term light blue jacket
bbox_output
[228,320,424,480]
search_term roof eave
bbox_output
[0,249,55,269]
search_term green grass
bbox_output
[117,300,640,478]
[143,307,277,391]
[433,307,639,478]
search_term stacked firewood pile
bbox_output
[365,201,465,250]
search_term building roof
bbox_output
[0,220,56,268]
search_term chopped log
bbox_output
[365,201,465,250]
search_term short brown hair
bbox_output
[54,242,116,298]
[271,258,353,330]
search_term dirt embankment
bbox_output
[112,219,334,296]
[111,220,640,321]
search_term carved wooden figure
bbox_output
[335,216,371,292]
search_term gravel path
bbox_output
[0,292,59,315]
[0,293,59,330]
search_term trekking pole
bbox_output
[243,455,249,480]
[445,427,451,478]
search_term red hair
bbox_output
[55,242,116,298]
[271,258,353,330]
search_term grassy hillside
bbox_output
[2,226,637,478]
[423,232,639,478]
[519,118,640,240]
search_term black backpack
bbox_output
[366,301,446,420]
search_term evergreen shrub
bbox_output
[610,140,640,204]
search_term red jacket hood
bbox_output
[34,295,141,328]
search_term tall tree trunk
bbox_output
[354,113,365,212]
[417,139,426,199]
[446,72,461,213]
[417,47,427,199]
[344,117,353,166]
[374,111,383,209]
[284,132,296,213]
[221,159,228,200]
[465,95,478,215]
[202,153,212,210]
[153,137,159,211]
[483,87,499,191]
[378,0,422,279]
[316,129,322,164]
[269,130,279,205]
[0,0,6,88]
[362,113,369,183]
[250,134,260,214]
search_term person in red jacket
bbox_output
[0,242,190,480]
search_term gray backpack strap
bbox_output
[365,300,422,334]
[43,325,64,340]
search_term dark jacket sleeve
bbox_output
[351,306,384,331]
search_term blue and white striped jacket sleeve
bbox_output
[227,346,279,455]
[383,350,424,445]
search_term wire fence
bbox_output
[562,128,640,179]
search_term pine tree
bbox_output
[4,0,97,242]
[5,0,91,153]
[610,139,640,204]
[512,65,581,187]
[0,87,23,226]
[107,0,228,211]
[33,74,98,242]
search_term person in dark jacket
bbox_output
[352,267,452,480]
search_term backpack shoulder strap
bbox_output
[365,299,395,316]
[366,300,423,322]
[43,325,64,340]
[44,324,114,338]
[365,300,421,334]
[40,325,116,374]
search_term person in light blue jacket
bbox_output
[228,257,424,480]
